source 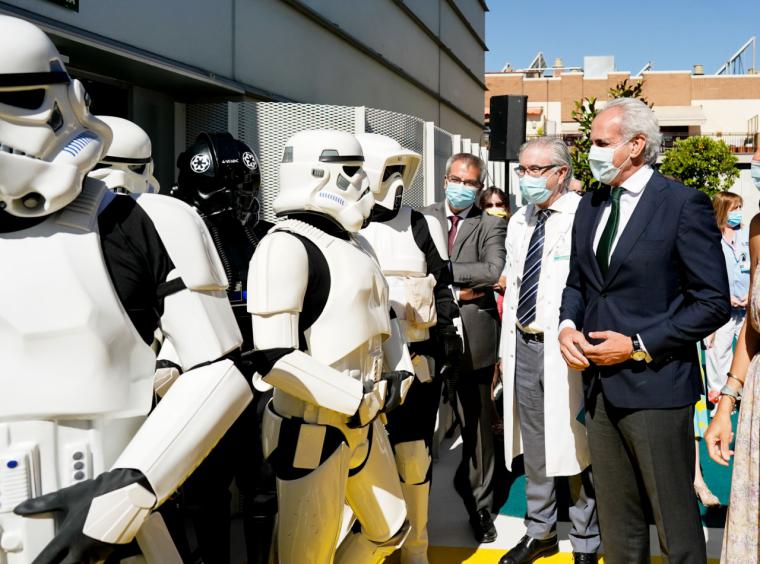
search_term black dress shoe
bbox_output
[499,535,559,564]
[573,553,598,564]
[468,508,497,543]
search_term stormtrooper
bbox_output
[88,115,158,195]
[357,133,462,564]
[247,129,414,564]
[90,123,276,563]
[0,16,253,564]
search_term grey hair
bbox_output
[600,98,662,165]
[518,137,574,190]
[445,152,487,183]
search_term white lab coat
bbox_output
[500,191,591,477]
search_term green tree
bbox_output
[570,96,599,190]
[570,79,650,190]
[608,78,650,105]
[660,136,738,197]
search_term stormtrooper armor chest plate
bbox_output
[360,207,425,277]
[273,219,391,367]
[0,183,156,421]
[360,207,434,342]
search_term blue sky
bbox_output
[486,1,760,75]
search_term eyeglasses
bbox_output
[446,175,482,189]
[515,164,557,178]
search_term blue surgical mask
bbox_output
[751,161,760,190]
[446,183,477,209]
[588,141,631,185]
[727,210,743,228]
[519,175,552,204]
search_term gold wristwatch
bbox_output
[631,335,647,361]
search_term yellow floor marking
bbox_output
[387,548,722,563]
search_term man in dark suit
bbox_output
[559,98,730,564]
[424,153,506,543]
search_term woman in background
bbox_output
[479,186,509,316]
[479,185,510,221]
[706,192,749,403]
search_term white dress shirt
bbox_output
[592,165,654,254]
[560,165,654,359]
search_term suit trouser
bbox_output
[586,387,706,564]
[454,366,496,515]
[514,335,600,553]
[705,309,744,394]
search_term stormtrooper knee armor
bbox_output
[357,134,463,564]
[247,130,414,564]
[0,17,253,564]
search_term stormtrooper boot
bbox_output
[400,482,431,564]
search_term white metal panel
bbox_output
[184,100,486,215]
[433,126,455,204]
[451,134,462,154]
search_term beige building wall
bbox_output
[694,99,760,133]
[485,70,760,137]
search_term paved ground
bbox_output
[425,434,725,563]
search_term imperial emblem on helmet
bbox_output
[242,151,258,170]
[190,153,211,173]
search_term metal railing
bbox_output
[661,133,756,154]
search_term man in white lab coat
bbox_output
[498,138,599,564]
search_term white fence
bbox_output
[185,101,505,220]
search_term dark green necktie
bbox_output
[596,186,624,276]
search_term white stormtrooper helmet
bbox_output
[355,133,421,216]
[89,115,158,194]
[274,129,373,232]
[0,15,112,217]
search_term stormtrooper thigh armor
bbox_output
[0,182,251,563]
[250,219,409,564]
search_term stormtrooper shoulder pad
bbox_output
[248,231,310,315]
[135,193,228,291]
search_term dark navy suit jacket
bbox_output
[559,171,731,409]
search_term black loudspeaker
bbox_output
[489,95,527,162]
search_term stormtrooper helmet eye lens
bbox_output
[128,164,146,174]
[342,166,360,177]
[0,89,45,110]
[47,102,63,132]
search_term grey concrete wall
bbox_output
[2,0,485,138]
[5,0,234,75]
